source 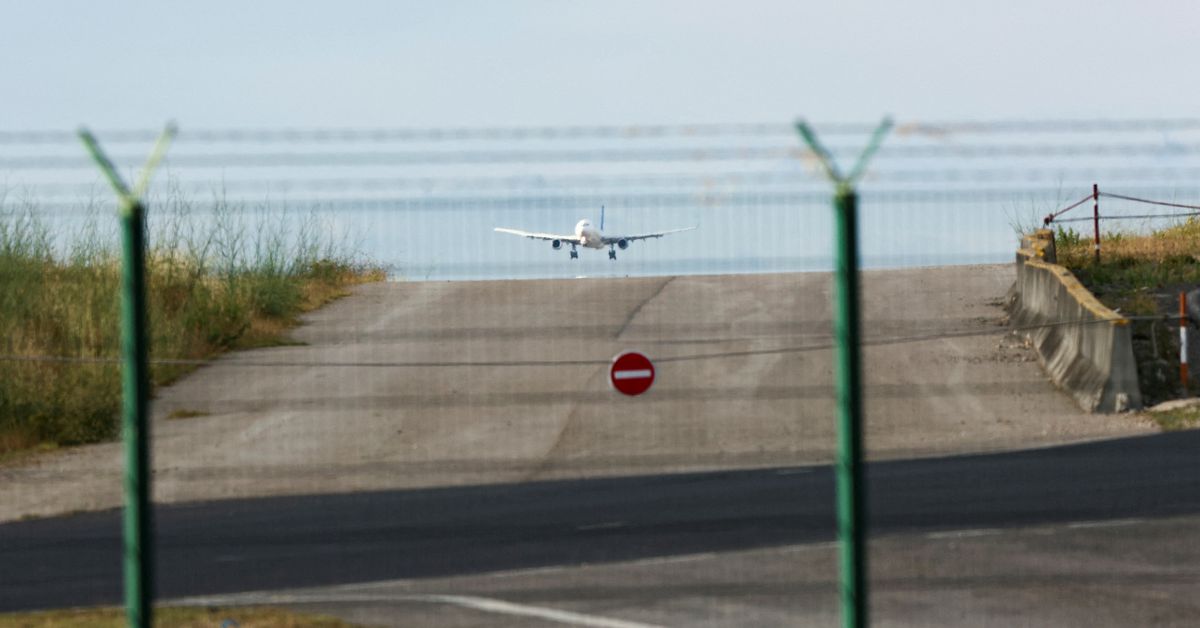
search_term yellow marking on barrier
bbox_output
[1022,256,1128,326]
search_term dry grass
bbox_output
[0,606,358,627]
[1053,219,1200,405]
[1151,406,1200,431]
[0,431,51,466]
[1057,217,1200,263]
[0,195,385,454]
[1055,220,1200,305]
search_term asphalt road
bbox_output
[3,430,1198,613]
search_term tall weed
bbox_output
[0,190,382,451]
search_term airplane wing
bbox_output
[602,226,696,244]
[494,228,582,244]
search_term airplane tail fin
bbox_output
[600,205,605,231]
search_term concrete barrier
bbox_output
[1009,229,1142,413]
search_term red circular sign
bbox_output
[610,351,655,396]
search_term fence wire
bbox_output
[0,314,1183,371]
[6,118,1200,620]
[4,117,1200,145]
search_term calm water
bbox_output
[8,121,1200,282]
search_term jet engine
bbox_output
[617,239,629,250]
[551,240,562,250]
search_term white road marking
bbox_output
[622,551,718,566]
[1066,518,1145,530]
[485,549,721,579]
[170,519,1159,626]
[780,542,839,553]
[919,519,1147,540]
[612,369,653,380]
[481,564,572,580]
[416,594,664,628]
[173,591,663,628]
[926,529,1002,539]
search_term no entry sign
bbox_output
[610,351,655,396]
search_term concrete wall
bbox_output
[1009,230,1142,413]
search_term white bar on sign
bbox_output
[613,369,653,380]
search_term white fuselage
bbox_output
[575,219,604,249]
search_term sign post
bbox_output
[1182,292,1189,396]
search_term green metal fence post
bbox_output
[795,118,891,628]
[833,182,866,627]
[79,125,175,628]
[119,196,152,628]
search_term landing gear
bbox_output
[570,244,579,259]
[608,247,617,260]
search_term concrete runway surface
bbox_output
[0,266,1148,522]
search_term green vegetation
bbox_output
[1053,224,1086,251]
[1149,405,1200,431]
[0,606,359,627]
[1054,219,1200,405]
[0,191,385,454]
[1057,220,1200,311]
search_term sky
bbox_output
[2,1,1196,129]
[3,1,1199,280]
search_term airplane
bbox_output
[494,206,696,260]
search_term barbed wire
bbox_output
[7,192,829,214]
[17,168,1200,199]
[4,142,1200,170]
[18,187,1200,215]
[0,124,790,145]
[3,118,1200,145]
[0,315,1179,370]
[892,118,1200,134]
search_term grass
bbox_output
[1055,221,1200,304]
[1053,219,1200,406]
[0,606,359,627]
[0,438,56,467]
[0,188,385,454]
[1150,406,1200,431]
